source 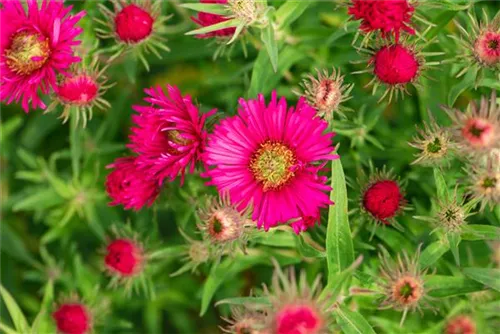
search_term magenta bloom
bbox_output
[191,0,236,38]
[105,157,160,211]
[130,85,216,184]
[204,92,337,231]
[0,0,85,112]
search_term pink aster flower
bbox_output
[129,85,216,184]
[0,0,85,112]
[348,0,415,42]
[204,92,337,231]
[191,0,236,39]
[105,156,160,211]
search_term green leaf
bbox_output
[335,306,376,334]
[461,224,500,241]
[215,296,271,307]
[275,0,311,28]
[0,285,30,334]
[326,158,354,282]
[149,245,186,260]
[185,18,241,36]
[448,68,476,106]
[260,19,278,72]
[322,256,363,300]
[0,323,19,334]
[424,11,457,42]
[12,188,62,212]
[425,275,485,297]
[295,235,326,258]
[439,0,472,11]
[248,46,305,97]
[433,168,449,201]
[462,267,500,292]
[180,3,228,15]
[419,240,450,268]
[447,232,461,266]
[0,223,39,268]
[70,115,82,182]
[200,255,268,316]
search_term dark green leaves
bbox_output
[463,267,500,292]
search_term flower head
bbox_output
[52,302,92,334]
[377,247,430,325]
[0,0,85,112]
[204,92,337,231]
[44,59,113,127]
[300,67,354,121]
[96,0,170,70]
[263,263,334,333]
[409,112,452,166]
[444,92,500,157]
[359,167,407,227]
[104,238,144,278]
[432,187,473,234]
[197,194,254,255]
[465,153,500,211]
[105,156,160,211]
[445,315,476,334]
[451,10,500,81]
[348,0,415,42]
[130,85,216,184]
[191,0,236,39]
[354,38,436,102]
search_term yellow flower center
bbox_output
[250,141,296,191]
[5,32,50,76]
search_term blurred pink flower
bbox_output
[105,157,160,211]
[130,85,216,184]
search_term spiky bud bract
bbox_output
[409,111,453,166]
[299,67,354,121]
[443,92,500,158]
[44,58,113,127]
[96,0,170,71]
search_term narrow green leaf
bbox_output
[424,11,457,42]
[335,306,376,334]
[425,275,485,297]
[447,68,476,106]
[0,323,19,334]
[260,20,278,72]
[0,285,30,334]
[70,115,82,182]
[215,296,271,307]
[0,223,40,268]
[200,255,268,316]
[296,235,326,258]
[462,267,500,292]
[326,158,354,282]
[275,0,311,28]
[149,245,186,260]
[248,46,305,97]
[180,3,228,15]
[447,232,461,266]
[420,240,450,268]
[433,168,449,201]
[185,18,240,36]
[461,224,500,241]
[322,256,363,300]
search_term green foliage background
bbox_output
[1,1,499,333]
